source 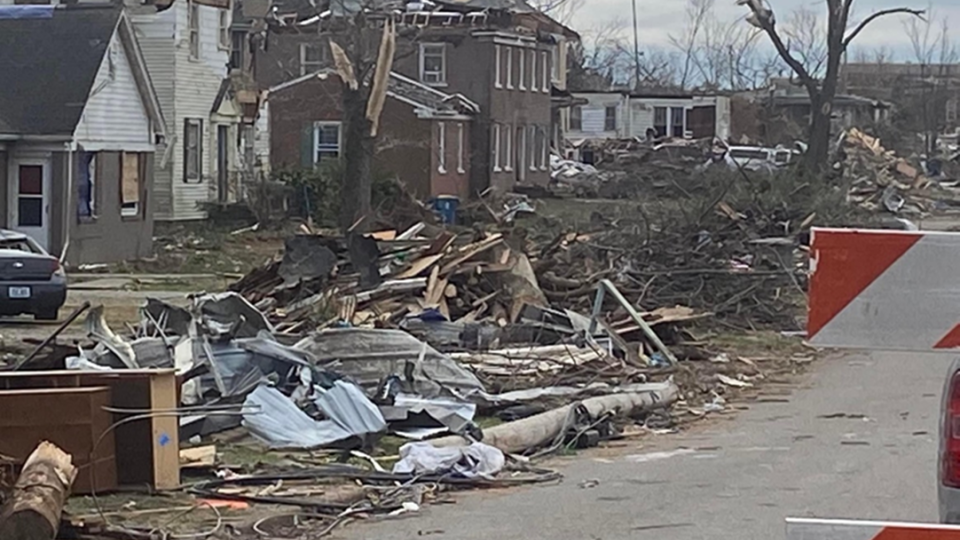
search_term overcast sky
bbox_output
[569,0,960,61]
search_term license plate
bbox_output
[8,286,30,299]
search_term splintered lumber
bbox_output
[430,382,679,454]
[0,442,77,540]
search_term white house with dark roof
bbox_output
[0,4,165,264]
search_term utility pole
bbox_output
[631,0,640,90]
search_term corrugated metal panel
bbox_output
[74,32,153,148]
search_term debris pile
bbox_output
[842,128,960,214]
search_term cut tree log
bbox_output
[430,382,679,454]
[0,441,77,540]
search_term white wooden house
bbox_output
[130,0,241,220]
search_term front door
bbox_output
[217,125,229,203]
[8,159,50,250]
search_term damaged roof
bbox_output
[0,5,121,136]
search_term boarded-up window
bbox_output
[121,153,141,218]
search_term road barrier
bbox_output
[788,518,960,540]
[808,228,960,351]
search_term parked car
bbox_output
[0,230,67,321]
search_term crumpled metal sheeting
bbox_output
[393,442,505,479]
[195,292,274,338]
[380,393,477,438]
[188,337,320,400]
[242,382,386,449]
[294,328,485,398]
[84,305,138,369]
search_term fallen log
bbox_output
[432,381,679,454]
[0,442,77,540]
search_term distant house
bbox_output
[250,0,577,196]
[268,71,478,201]
[129,0,246,220]
[733,78,889,144]
[0,4,165,265]
[566,92,732,142]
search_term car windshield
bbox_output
[0,237,43,254]
[729,149,769,161]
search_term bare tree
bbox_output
[527,0,584,26]
[905,3,958,154]
[328,6,398,231]
[669,0,714,90]
[568,20,637,90]
[780,7,827,79]
[739,0,924,174]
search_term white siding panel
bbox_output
[74,32,153,148]
[168,2,231,220]
[254,102,270,175]
[131,10,177,217]
[630,104,653,139]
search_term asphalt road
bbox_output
[340,351,950,540]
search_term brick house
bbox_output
[248,0,576,197]
[267,70,478,200]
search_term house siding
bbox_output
[132,2,232,221]
[62,151,155,265]
[131,9,177,218]
[568,94,730,141]
[74,31,154,149]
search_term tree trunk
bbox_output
[0,442,77,540]
[340,86,374,232]
[803,17,844,175]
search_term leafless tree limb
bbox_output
[843,8,925,48]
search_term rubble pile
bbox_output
[842,128,960,214]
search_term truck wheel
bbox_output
[35,309,59,322]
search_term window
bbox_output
[184,118,202,182]
[300,43,325,76]
[518,126,526,180]
[540,51,549,92]
[949,98,959,124]
[604,106,617,132]
[437,122,447,174]
[188,1,200,60]
[671,107,685,137]
[504,46,513,89]
[420,43,446,85]
[218,5,231,49]
[528,125,537,171]
[518,49,525,90]
[457,123,465,174]
[539,126,548,170]
[504,125,513,171]
[570,106,582,131]
[653,107,667,137]
[230,30,246,70]
[552,44,561,82]
[495,45,502,88]
[314,122,341,163]
[492,124,501,171]
[529,50,537,90]
[121,152,141,218]
[78,152,97,219]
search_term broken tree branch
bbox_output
[843,8,925,49]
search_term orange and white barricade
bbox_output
[808,228,960,351]
[787,518,960,540]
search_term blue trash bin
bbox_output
[431,195,460,225]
